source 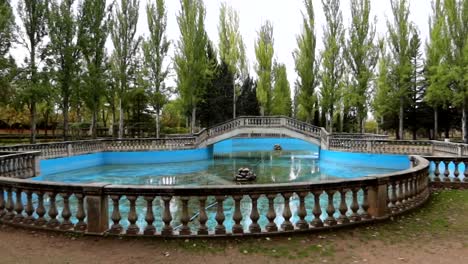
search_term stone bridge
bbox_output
[195,117,326,148]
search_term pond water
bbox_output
[34,138,401,185]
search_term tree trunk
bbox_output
[399,96,404,140]
[329,109,334,134]
[118,98,124,139]
[463,99,468,143]
[191,106,197,135]
[30,101,37,144]
[233,79,236,119]
[110,104,116,137]
[434,107,438,140]
[89,110,97,139]
[155,110,160,138]
[63,97,69,141]
[44,112,49,138]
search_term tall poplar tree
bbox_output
[78,0,110,138]
[320,0,345,133]
[175,0,211,134]
[218,2,247,119]
[0,0,16,105]
[387,0,413,140]
[293,0,320,124]
[345,0,378,133]
[254,21,274,116]
[47,0,81,140]
[271,63,292,116]
[425,0,452,140]
[17,0,48,144]
[110,0,141,139]
[444,0,468,142]
[142,0,170,138]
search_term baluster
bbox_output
[60,193,73,230]
[401,179,407,205]
[350,188,361,222]
[434,160,440,182]
[143,196,156,235]
[232,195,244,234]
[47,192,60,228]
[35,191,47,226]
[179,196,191,235]
[281,192,294,231]
[337,189,349,224]
[161,196,173,236]
[265,194,278,232]
[249,194,261,233]
[324,190,337,226]
[126,195,139,235]
[395,181,404,210]
[75,193,87,231]
[453,161,461,182]
[443,161,450,182]
[4,187,14,221]
[388,181,397,213]
[198,196,208,235]
[311,191,323,227]
[295,192,308,229]
[110,195,123,234]
[13,188,24,223]
[215,196,226,235]
[0,187,5,218]
[361,187,371,220]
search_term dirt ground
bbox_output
[1,190,467,264]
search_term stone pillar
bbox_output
[67,143,73,157]
[367,178,389,219]
[34,156,41,176]
[84,183,110,234]
[458,145,462,157]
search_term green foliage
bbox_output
[345,0,378,132]
[110,0,141,138]
[386,0,413,139]
[175,0,212,133]
[254,21,274,116]
[425,0,452,109]
[0,0,15,105]
[218,2,247,118]
[47,0,81,139]
[293,0,319,123]
[218,3,247,79]
[17,0,49,143]
[271,63,292,116]
[320,0,345,132]
[142,0,171,137]
[236,76,260,116]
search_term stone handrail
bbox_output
[329,133,389,140]
[0,155,430,237]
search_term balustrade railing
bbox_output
[328,139,433,155]
[425,156,468,189]
[0,156,430,237]
[0,152,39,179]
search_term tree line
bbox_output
[0,0,467,143]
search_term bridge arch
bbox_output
[196,117,324,148]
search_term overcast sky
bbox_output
[12,0,433,90]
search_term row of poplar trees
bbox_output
[0,0,467,142]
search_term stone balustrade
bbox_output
[0,152,40,179]
[328,139,433,155]
[0,156,430,237]
[425,156,468,189]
